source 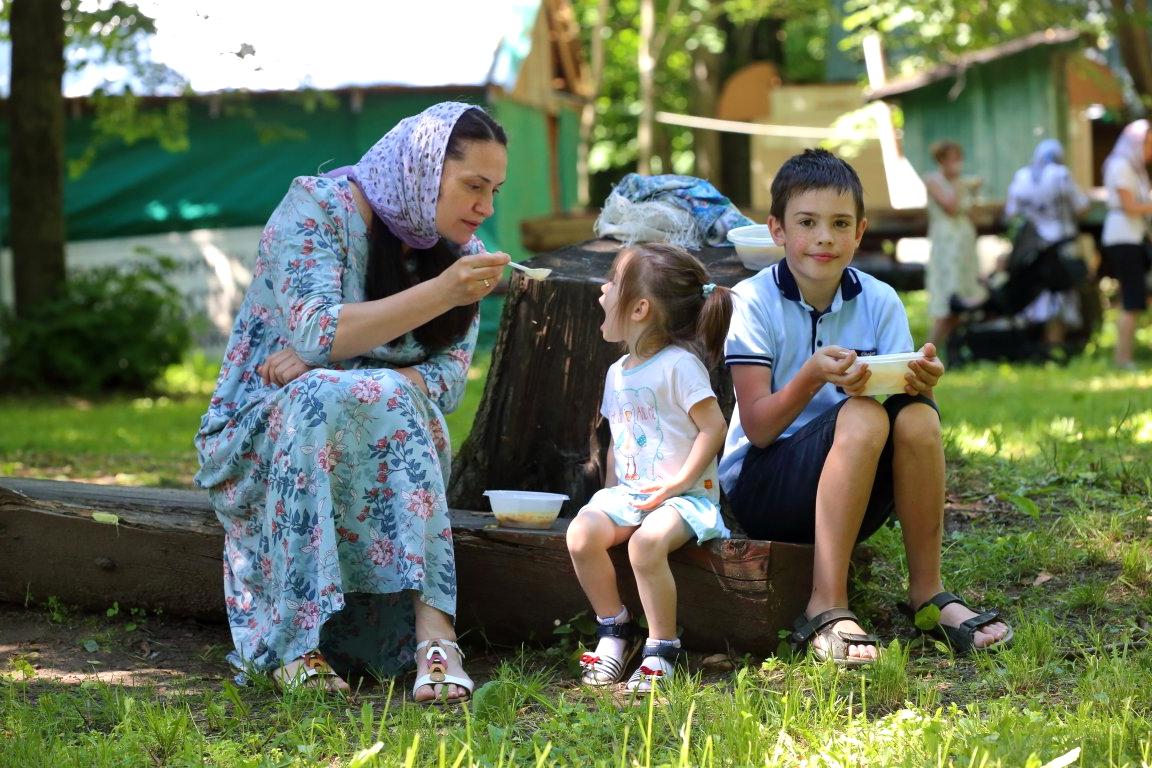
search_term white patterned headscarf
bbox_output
[327,101,480,249]
[1107,119,1151,194]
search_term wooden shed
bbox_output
[865,29,1125,199]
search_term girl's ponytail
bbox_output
[695,283,733,369]
[612,242,733,368]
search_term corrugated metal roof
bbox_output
[866,28,1085,101]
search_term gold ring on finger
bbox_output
[483,279,491,288]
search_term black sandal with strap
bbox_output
[579,619,639,686]
[790,608,881,667]
[900,591,1014,655]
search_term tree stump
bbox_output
[448,239,751,515]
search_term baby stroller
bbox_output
[946,221,1098,366]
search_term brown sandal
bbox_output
[272,650,350,693]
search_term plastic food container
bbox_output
[851,352,924,396]
[482,490,569,529]
[726,224,785,270]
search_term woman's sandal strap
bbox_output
[639,640,683,662]
[412,640,473,705]
[791,608,874,646]
[416,638,465,658]
[273,650,346,691]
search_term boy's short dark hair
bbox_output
[769,148,865,223]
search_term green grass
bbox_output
[0,349,491,488]
[3,292,1152,766]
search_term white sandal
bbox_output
[412,638,473,705]
[625,640,682,693]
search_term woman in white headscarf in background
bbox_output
[1004,138,1090,351]
[1100,119,1152,369]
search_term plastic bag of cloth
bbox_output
[594,173,753,248]
[594,193,701,248]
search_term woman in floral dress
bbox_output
[195,102,509,701]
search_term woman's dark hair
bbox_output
[609,242,733,369]
[364,107,508,350]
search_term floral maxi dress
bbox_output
[195,176,477,678]
[924,171,982,319]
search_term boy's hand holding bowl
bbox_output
[846,343,943,397]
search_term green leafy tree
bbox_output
[840,0,1152,105]
[571,0,826,197]
[573,0,1150,205]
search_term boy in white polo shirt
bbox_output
[720,149,1012,665]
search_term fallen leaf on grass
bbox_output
[1032,571,1054,586]
[700,653,735,672]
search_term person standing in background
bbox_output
[1004,138,1091,353]
[1100,119,1152,370]
[923,140,985,355]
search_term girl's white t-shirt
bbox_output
[599,345,719,502]
[1102,156,1149,246]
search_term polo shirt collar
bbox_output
[774,258,863,309]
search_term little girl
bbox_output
[566,242,733,692]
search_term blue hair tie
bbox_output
[702,283,716,298]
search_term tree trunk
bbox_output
[577,0,609,208]
[691,42,723,182]
[1111,0,1152,101]
[448,240,749,514]
[9,0,67,318]
[637,0,655,174]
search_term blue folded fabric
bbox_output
[609,173,754,247]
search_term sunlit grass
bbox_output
[3,289,1152,765]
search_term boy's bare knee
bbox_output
[835,397,889,452]
[893,403,942,448]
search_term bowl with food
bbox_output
[482,490,569,529]
[851,352,925,396]
[726,224,785,270]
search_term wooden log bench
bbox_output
[0,477,812,656]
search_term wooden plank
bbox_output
[0,478,224,621]
[0,478,813,655]
[450,510,811,654]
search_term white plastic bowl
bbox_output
[851,352,925,396]
[727,224,785,270]
[483,490,569,529]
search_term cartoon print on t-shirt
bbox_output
[609,387,663,482]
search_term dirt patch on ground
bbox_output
[0,602,746,702]
[0,603,232,692]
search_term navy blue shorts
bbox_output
[727,393,939,544]
[1101,243,1149,311]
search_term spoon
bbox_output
[507,261,552,281]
